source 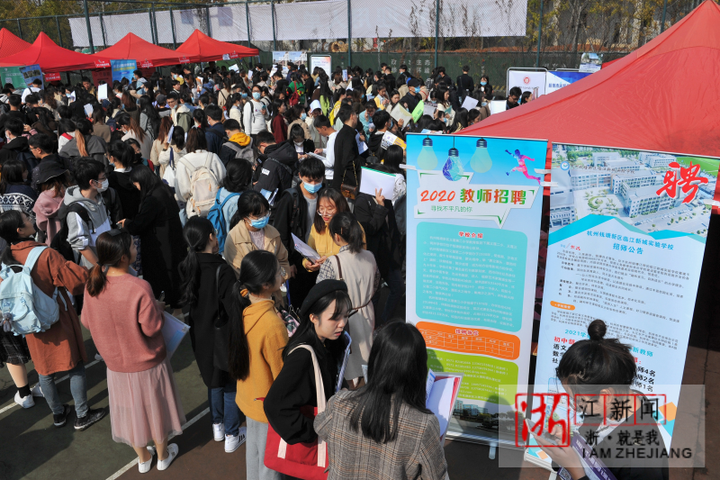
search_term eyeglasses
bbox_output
[318,208,336,215]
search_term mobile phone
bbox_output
[524,419,558,445]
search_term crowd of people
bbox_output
[0,58,669,480]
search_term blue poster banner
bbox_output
[111,59,137,83]
[529,144,719,465]
[406,133,548,442]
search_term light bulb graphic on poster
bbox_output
[406,133,548,444]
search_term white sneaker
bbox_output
[157,444,179,471]
[30,384,43,397]
[14,391,35,409]
[138,446,155,474]
[212,423,225,442]
[225,427,247,453]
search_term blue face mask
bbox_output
[481,81,487,86]
[481,101,488,107]
[249,214,269,229]
[252,92,261,100]
[303,181,322,194]
[242,93,248,99]
[301,112,307,121]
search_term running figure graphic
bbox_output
[505,149,542,185]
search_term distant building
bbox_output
[454,400,464,416]
[604,158,641,172]
[592,151,622,166]
[569,168,613,189]
[625,185,675,216]
[464,405,480,417]
[612,171,662,196]
[639,153,675,168]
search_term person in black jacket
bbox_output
[205,105,227,156]
[28,133,75,192]
[0,117,30,164]
[252,130,298,200]
[118,165,186,308]
[353,169,404,326]
[106,140,141,221]
[264,280,351,445]
[270,157,325,309]
[178,217,246,453]
[331,104,365,197]
[400,78,423,113]
[456,65,475,101]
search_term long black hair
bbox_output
[328,212,363,253]
[0,159,27,194]
[138,95,161,138]
[128,164,164,199]
[222,158,253,193]
[228,250,279,380]
[556,319,636,395]
[229,190,269,230]
[178,216,215,307]
[106,140,134,169]
[347,322,431,443]
[0,210,33,265]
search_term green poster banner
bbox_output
[0,67,27,89]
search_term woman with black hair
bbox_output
[59,118,107,164]
[0,159,37,221]
[82,230,184,473]
[289,123,315,160]
[228,250,287,480]
[270,99,288,144]
[57,118,77,151]
[178,217,246,454]
[122,91,140,125]
[106,140,141,221]
[264,280,351,444]
[116,165,185,307]
[533,320,669,480]
[138,95,161,141]
[450,107,469,133]
[157,125,186,189]
[116,113,152,161]
[193,108,209,131]
[314,322,449,480]
[317,212,379,387]
[216,158,253,243]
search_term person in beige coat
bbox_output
[317,212,379,388]
[224,190,291,306]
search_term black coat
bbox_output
[253,141,298,198]
[331,124,364,191]
[0,136,29,164]
[264,328,344,445]
[400,92,422,113]
[456,73,475,96]
[187,253,236,388]
[354,192,403,279]
[124,184,186,307]
[108,169,140,219]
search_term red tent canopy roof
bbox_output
[176,30,259,63]
[97,33,186,68]
[0,28,31,59]
[461,0,720,158]
[0,32,111,73]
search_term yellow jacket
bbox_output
[304,223,367,269]
[235,299,288,423]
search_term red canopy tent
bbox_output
[97,33,186,68]
[175,30,259,63]
[0,32,111,73]
[0,28,31,59]
[461,0,720,158]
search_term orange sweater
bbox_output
[235,299,288,423]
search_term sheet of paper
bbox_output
[461,96,478,110]
[306,151,326,161]
[247,69,253,79]
[98,84,108,101]
[355,132,368,154]
[342,69,348,81]
[269,65,277,77]
[291,233,321,261]
[161,312,190,359]
[489,100,507,115]
[229,64,239,72]
[426,378,455,437]
[425,369,436,403]
[360,166,398,202]
[362,365,368,385]
[423,102,437,117]
[381,131,406,151]
[83,104,93,117]
[390,105,413,127]
[336,331,352,392]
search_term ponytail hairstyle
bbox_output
[0,210,31,265]
[228,250,279,380]
[86,230,133,297]
[556,319,636,396]
[74,118,94,157]
[328,212,363,253]
[178,217,214,308]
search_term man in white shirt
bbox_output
[312,115,338,182]
[21,79,42,104]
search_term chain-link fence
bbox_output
[0,0,714,92]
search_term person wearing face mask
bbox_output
[225,191,291,306]
[286,105,311,141]
[62,159,114,268]
[252,131,298,200]
[478,75,493,99]
[288,124,315,161]
[400,78,423,113]
[271,157,325,308]
[243,86,270,139]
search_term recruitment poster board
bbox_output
[20,64,43,89]
[545,70,592,95]
[310,55,332,77]
[529,144,719,463]
[272,51,307,76]
[406,133,547,442]
[110,59,137,83]
[507,69,546,99]
[0,66,27,89]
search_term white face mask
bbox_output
[97,179,109,193]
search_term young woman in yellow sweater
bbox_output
[228,250,288,480]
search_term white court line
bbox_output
[104,407,211,480]
[0,359,101,416]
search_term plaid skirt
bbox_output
[0,329,31,367]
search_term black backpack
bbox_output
[50,203,94,263]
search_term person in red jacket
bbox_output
[270,99,288,144]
